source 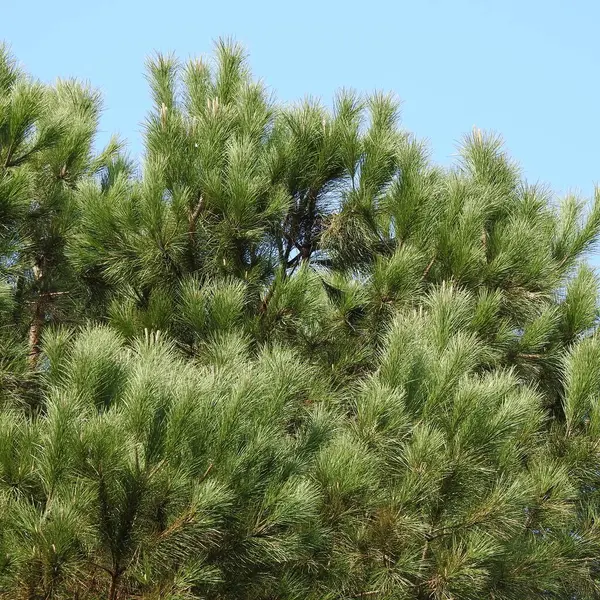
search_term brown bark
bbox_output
[259,284,275,315]
[108,571,120,600]
[422,255,435,280]
[27,263,44,369]
[27,306,43,368]
[187,194,204,270]
[188,194,204,238]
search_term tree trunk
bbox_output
[27,263,44,369]
[107,571,120,600]
[187,194,204,271]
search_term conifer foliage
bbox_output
[1,39,600,599]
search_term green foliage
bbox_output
[0,39,600,599]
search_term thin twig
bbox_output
[200,462,213,482]
[422,255,435,280]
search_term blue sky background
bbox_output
[2,0,599,200]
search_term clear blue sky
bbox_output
[2,0,600,199]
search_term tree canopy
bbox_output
[1,39,600,600]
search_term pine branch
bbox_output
[422,255,435,280]
[190,194,205,225]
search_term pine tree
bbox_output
[0,43,124,384]
[1,39,600,599]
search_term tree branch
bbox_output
[422,255,435,280]
[190,194,205,225]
